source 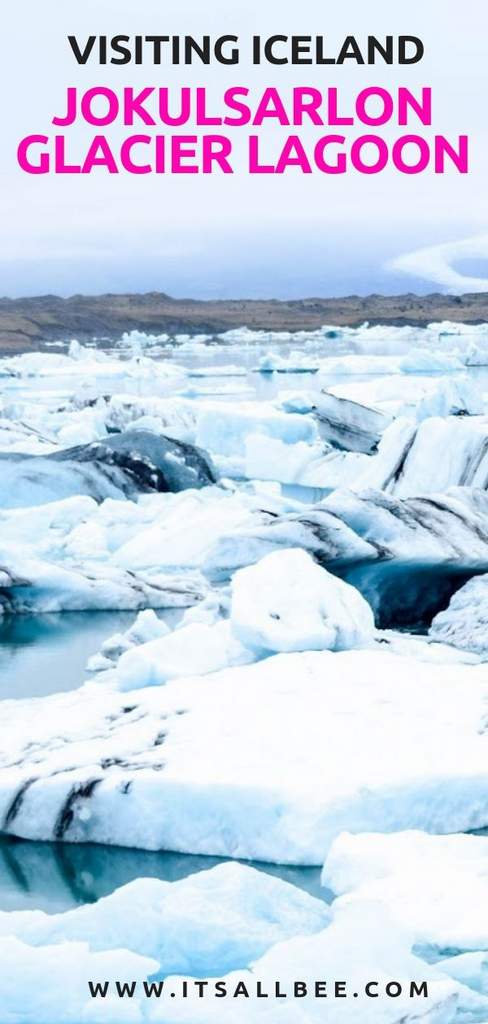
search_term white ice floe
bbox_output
[0,486,301,613]
[112,620,253,691]
[1,648,487,860]
[243,433,348,488]
[0,543,207,615]
[0,863,329,975]
[153,904,468,1024]
[372,629,481,665]
[0,936,157,1023]
[0,340,187,383]
[317,350,464,378]
[0,417,57,455]
[465,343,488,366]
[429,573,488,657]
[249,413,488,494]
[106,394,199,444]
[385,416,488,497]
[196,401,318,458]
[324,374,483,423]
[86,609,172,673]
[230,549,374,654]
[323,486,488,566]
[254,350,320,373]
[322,830,488,954]
[0,393,110,454]
[277,390,317,414]
[428,320,488,338]
[112,489,280,573]
[206,486,488,587]
[188,365,247,378]
[94,549,375,687]
[3,890,481,1022]
[118,329,170,349]
[0,429,217,509]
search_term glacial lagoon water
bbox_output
[2,334,488,916]
[0,609,184,700]
[0,609,331,912]
[0,611,136,699]
[0,835,329,914]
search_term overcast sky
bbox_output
[1,0,487,298]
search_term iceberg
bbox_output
[0,547,207,616]
[1,648,487,861]
[112,620,253,690]
[381,416,488,497]
[0,417,57,455]
[313,390,392,453]
[0,487,291,616]
[243,433,356,488]
[106,395,199,444]
[324,374,483,423]
[429,573,488,656]
[246,412,488,495]
[0,863,329,975]
[87,608,172,672]
[322,830,488,955]
[0,340,187,382]
[196,402,318,458]
[230,549,374,653]
[0,429,217,508]
[154,904,466,1023]
[254,350,320,373]
[316,349,463,377]
[0,936,157,1024]
[207,486,488,586]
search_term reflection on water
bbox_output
[0,835,329,914]
[0,609,183,701]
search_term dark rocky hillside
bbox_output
[0,290,487,353]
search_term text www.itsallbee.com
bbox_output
[88,979,429,1001]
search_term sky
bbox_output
[1,0,488,299]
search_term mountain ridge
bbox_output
[0,290,487,353]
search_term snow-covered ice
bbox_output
[112,620,253,690]
[196,401,318,458]
[230,549,374,653]
[87,608,172,672]
[430,572,488,657]
[1,648,487,860]
[0,339,187,382]
[254,350,320,373]
[2,323,488,1022]
[323,374,483,423]
[0,936,157,1024]
[0,862,330,975]
[2,899,481,1023]
[322,830,488,954]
